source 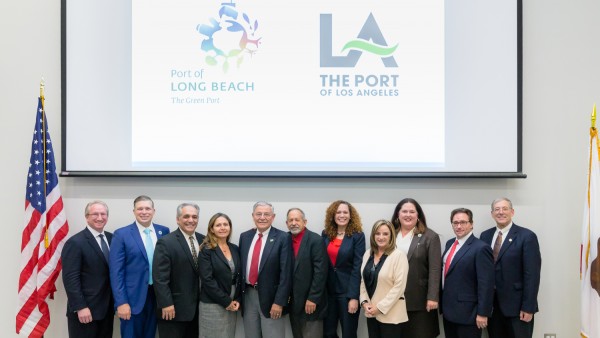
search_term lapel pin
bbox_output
[509,238,512,242]
[270,238,274,242]
[158,231,163,235]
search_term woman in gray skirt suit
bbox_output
[198,213,242,338]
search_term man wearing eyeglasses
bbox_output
[239,201,292,338]
[440,208,494,338]
[62,201,114,338]
[480,198,541,338]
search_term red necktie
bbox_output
[248,233,263,285]
[444,240,459,277]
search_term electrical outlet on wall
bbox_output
[544,334,556,338]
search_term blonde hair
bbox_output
[369,219,396,256]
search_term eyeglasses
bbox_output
[492,207,511,213]
[451,220,470,227]
[254,212,273,218]
[87,213,107,218]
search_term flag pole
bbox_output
[40,78,49,249]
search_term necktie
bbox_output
[189,236,198,270]
[444,240,459,277]
[98,234,109,263]
[248,233,263,285]
[493,231,503,262]
[143,228,154,284]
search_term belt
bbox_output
[246,283,258,289]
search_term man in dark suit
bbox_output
[441,208,494,338]
[239,201,292,338]
[153,202,205,338]
[480,198,541,338]
[110,195,170,338]
[286,208,328,338]
[62,200,114,338]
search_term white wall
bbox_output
[1,0,597,337]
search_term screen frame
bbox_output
[60,0,524,179]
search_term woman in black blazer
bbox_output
[322,200,366,338]
[198,213,242,338]
[391,198,442,338]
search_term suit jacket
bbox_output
[198,242,242,308]
[289,229,328,320]
[402,228,442,311]
[359,249,409,324]
[440,234,494,325]
[152,228,205,321]
[322,231,366,300]
[62,228,114,320]
[480,223,541,316]
[239,226,292,318]
[109,222,170,314]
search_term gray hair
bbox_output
[287,208,306,220]
[85,200,109,216]
[491,197,513,210]
[176,202,200,218]
[253,201,274,213]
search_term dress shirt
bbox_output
[246,226,271,281]
[86,225,110,250]
[396,228,414,255]
[136,222,157,247]
[291,228,306,257]
[186,231,200,256]
[442,232,473,288]
[490,222,513,249]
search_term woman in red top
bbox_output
[322,200,366,338]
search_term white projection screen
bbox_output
[61,0,523,177]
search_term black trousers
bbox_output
[157,306,199,338]
[67,309,114,338]
[366,318,402,338]
[443,318,481,338]
[488,296,534,338]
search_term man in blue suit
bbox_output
[62,201,114,338]
[441,208,494,338]
[110,195,170,338]
[239,201,292,338]
[480,198,541,338]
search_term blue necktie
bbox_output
[98,234,109,263]
[144,228,154,284]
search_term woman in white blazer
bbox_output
[360,219,409,338]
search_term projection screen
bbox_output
[61,0,523,177]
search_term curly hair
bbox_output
[391,198,428,235]
[323,200,363,240]
[200,212,232,250]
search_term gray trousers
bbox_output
[289,312,323,338]
[242,287,285,338]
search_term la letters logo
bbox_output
[320,13,398,68]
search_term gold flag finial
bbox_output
[40,77,45,98]
[593,104,597,129]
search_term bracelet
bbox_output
[360,300,368,306]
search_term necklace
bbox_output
[337,232,345,236]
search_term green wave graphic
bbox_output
[341,40,398,56]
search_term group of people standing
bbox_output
[61,196,541,338]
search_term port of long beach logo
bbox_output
[196,1,262,73]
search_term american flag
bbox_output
[16,97,69,337]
